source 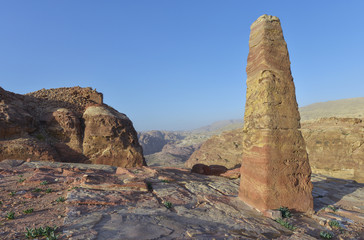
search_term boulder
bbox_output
[191,163,227,176]
[239,15,313,213]
[83,105,145,167]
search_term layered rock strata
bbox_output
[302,117,364,183]
[185,117,364,183]
[185,129,244,169]
[239,15,313,213]
[0,87,145,167]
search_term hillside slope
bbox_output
[299,97,364,121]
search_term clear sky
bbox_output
[1,1,363,131]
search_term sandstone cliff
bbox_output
[0,87,145,167]
[186,117,364,183]
[185,129,244,169]
[302,117,364,183]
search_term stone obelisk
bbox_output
[239,15,313,213]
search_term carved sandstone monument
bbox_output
[239,15,313,212]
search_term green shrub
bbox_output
[320,231,333,239]
[278,206,292,218]
[329,220,340,228]
[32,188,42,193]
[7,211,15,220]
[25,226,59,239]
[327,205,337,212]
[163,201,173,209]
[275,218,296,230]
[18,178,26,183]
[40,181,48,186]
[56,197,65,203]
[9,191,15,196]
[45,188,53,193]
[23,208,34,214]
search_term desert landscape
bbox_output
[1,10,364,240]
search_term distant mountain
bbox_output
[299,97,364,121]
[191,119,244,133]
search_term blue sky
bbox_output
[1,1,363,131]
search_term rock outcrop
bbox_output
[185,129,244,169]
[302,117,364,183]
[83,105,144,167]
[186,117,364,183]
[239,15,313,213]
[0,87,145,168]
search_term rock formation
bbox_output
[239,15,313,213]
[138,131,184,155]
[82,105,145,167]
[302,117,364,183]
[185,117,364,183]
[0,87,145,168]
[185,129,244,169]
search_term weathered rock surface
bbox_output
[302,117,364,183]
[186,117,364,183]
[185,128,244,169]
[0,160,363,240]
[239,15,313,213]
[0,87,145,167]
[83,105,145,167]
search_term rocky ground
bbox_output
[0,159,363,239]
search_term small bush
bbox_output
[320,231,333,239]
[7,211,15,220]
[329,220,340,228]
[45,188,53,193]
[9,191,15,196]
[18,178,26,183]
[56,197,65,203]
[25,225,59,239]
[161,180,169,183]
[275,218,296,230]
[163,201,173,209]
[278,206,292,218]
[327,205,337,212]
[23,208,34,214]
[40,181,48,186]
[33,188,42,193]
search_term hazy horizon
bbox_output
[1,1,363,131]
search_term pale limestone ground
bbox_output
[0,160,363,239]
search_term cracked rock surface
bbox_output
[0,159,363,239]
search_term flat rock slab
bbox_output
[0,160,363,240]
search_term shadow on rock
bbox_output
[312,174,364,211]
